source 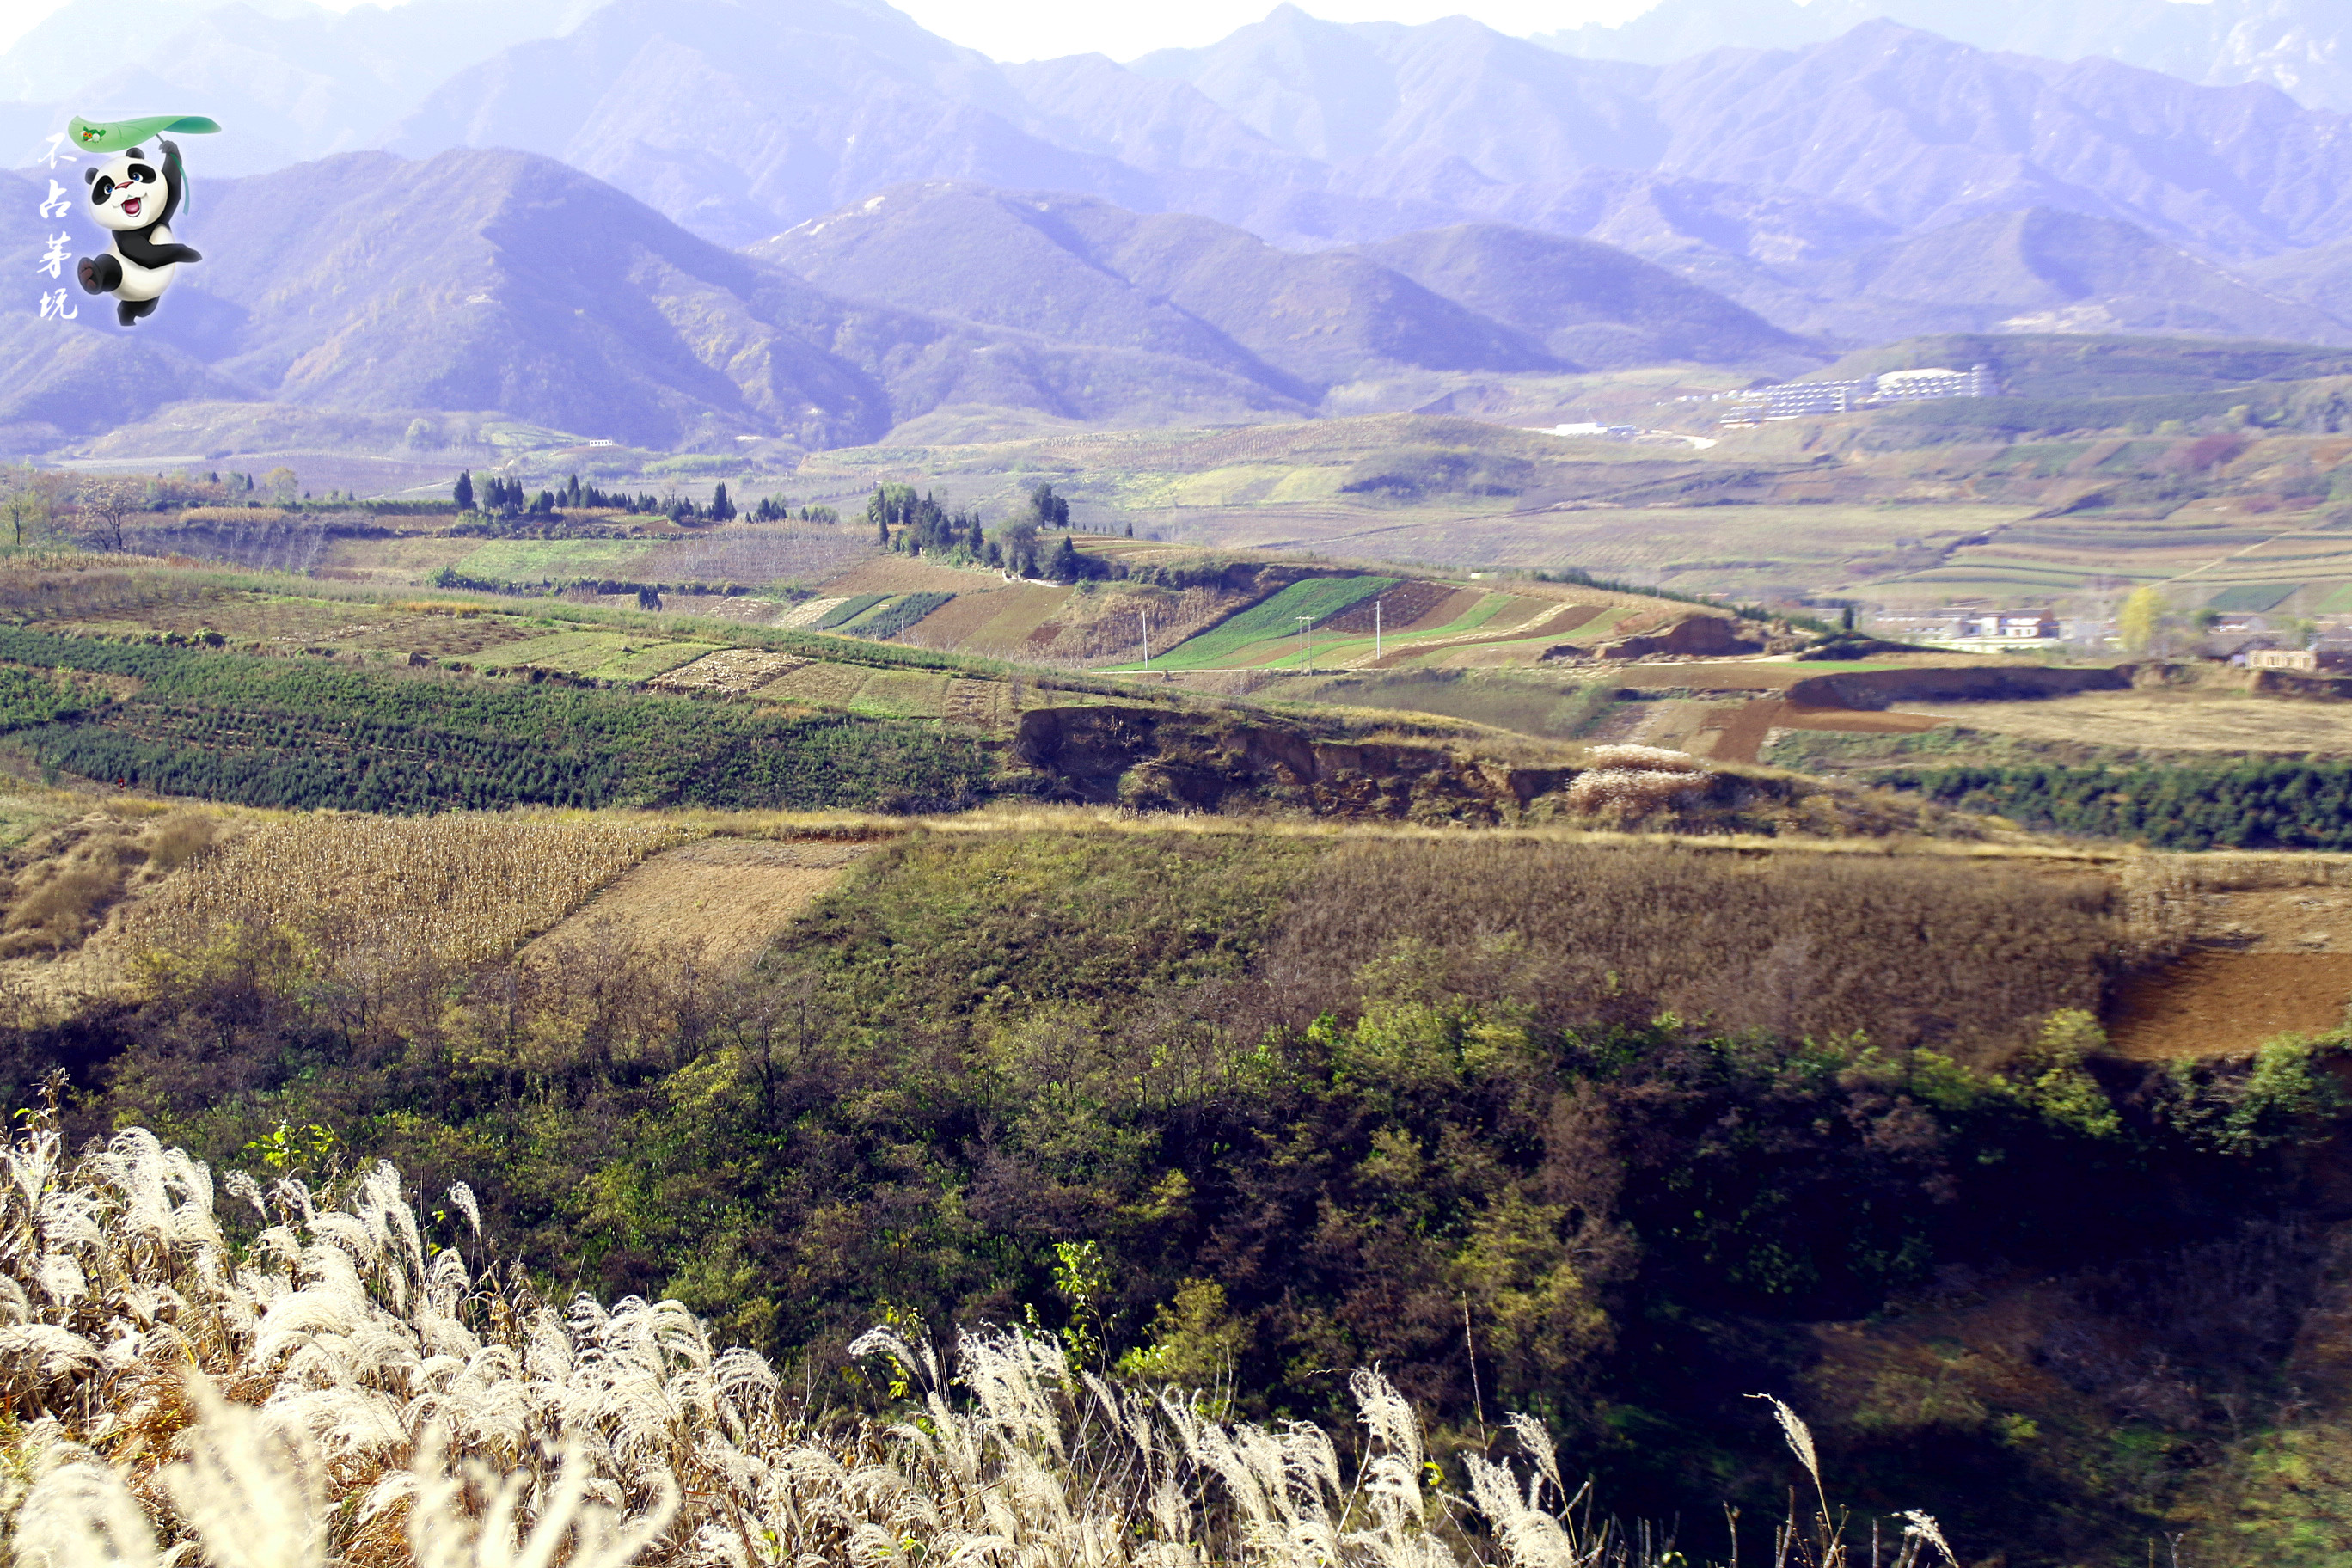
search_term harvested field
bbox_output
[942,677,1011,730]
[2108,952,2352,1058]
[522,836,872,972]
[779,597,848,628]
[819,557,997,595]
[914,583,1067,653]
[907,587,1024,648]
[456,539,652,580]
[1903,691,2352,755]
[651,648,811,695]
[317,536,480,584]
[568,591,794,625]
[758,661,871,707]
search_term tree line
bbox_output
[869,481,1130,581]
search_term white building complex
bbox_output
[1718,364,2003,425]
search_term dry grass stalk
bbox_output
[0,1100,1948,1568]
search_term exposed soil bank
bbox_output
[1012,705,1932,834]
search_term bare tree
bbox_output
[0,466,61,548]
[76,479,140,553]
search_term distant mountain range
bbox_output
[1538,0,2352,113]
[13,0,2352,452]
[0,152,1815,452]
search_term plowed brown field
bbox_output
[2109,952,2352,1058]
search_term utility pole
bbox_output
[1140,609,1150,671]
[1295,615,1314,674]
[1374,597,1383,662]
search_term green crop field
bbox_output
[1153,577,1400,668]
[464,632,720,680]
[0,627,990,813]
[2204,583,2302,612]
[466,631,646,671]
[454,539,653,580]
[844,592,956,639]
[815,594,889,629]
[585,641,726,679]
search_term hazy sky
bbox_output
[897,0,1661,58]
[0,0,1663,60]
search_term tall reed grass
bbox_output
[0,1092,1954,1568]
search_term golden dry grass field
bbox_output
[520,836,874,973]
[1902,690,2352,754]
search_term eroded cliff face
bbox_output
[1013,706,1949,836]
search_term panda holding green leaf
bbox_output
[67,113,219,327]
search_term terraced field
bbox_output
[1145,577,1401,669]
[466,631,720,679]
[454,539,654,580]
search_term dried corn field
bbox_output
[114,812,686,970]
[0,1106,1954,1568]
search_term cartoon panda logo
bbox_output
[76,139,201,327]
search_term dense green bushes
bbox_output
[0,628,990,812]
[1884,759,2352,849]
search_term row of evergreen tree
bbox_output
[455,470,836,526]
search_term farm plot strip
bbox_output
[0,628,992,814]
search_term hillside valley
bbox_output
[0,531,2343,1567]
[23,4,2352,1566]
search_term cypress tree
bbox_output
[455,470,474,510]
